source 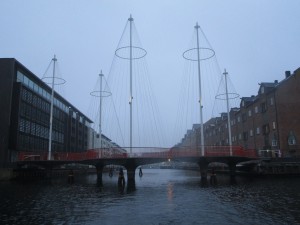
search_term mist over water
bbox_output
[1,169,300,225]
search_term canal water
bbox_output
[1,169,300,225]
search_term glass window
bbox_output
[23,75,29,87]
[33,83,38,92]
[248,110,252,117]
[250,129,253,136]
[19,119,25,132]
[17,71,24,82]
[288,131,296,145]
[28,79,34,90]
[272,122,276,130]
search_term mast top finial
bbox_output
[194,22,200,29]
[99,70,104,76]
[129,14,134,22]
[53,54,57,61]
[223,69,228,75]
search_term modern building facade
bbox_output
[178,68,300,157]
[0,58,93,167]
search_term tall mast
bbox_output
[195,23,205,156]
[48,55,56,160]
[129,15,133,154]
[99,71,104,149]
[224,69,233,156]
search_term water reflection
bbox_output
[167,182,174,201]
[1,170,300,224]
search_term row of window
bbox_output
[18,134,49,151]
[17,70,92,127]
[21,88,67,122]
[19,118,64,143]
[205,122,276,138]
[21,88,50,113]
[17,71,69,113]
[20,102,50,125]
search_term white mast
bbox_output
[48,55,56,160]
[195,23,205,156]
[99,71,104,150]
[129,15,133,154]
[224,69,233,156]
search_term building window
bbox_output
[272,122,276,130]
[239,133,242,140]
[250,129,253,137]
[243,132,248,141]
[262,124,270,135]
[237,116,241,123]
[288,131,297,145]
[17,71,24,82]
[256,127,260,135]
[272,140,278,147]
[248,110,252,117]
[242,113,247,122]
[19,119,25,132]
[255,106,258,113]
[261,86,265,94]
[261,102,267,113]
[270,97,274,105]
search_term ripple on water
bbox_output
[1,171,300,224]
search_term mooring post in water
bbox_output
[126,166,136,184]
[228,162,237,183]
[96,164,104,184]
[198,160,208,182]
[68,169,74,184]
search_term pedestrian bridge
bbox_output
[16,146,257,182]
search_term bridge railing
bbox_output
[16,147,171,162]
[16,146,257,162]
[170,146,257,158]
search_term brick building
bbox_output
[178,68,300,157]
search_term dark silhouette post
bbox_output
[198,159,208,182]
[228,161,237,183]
[96,164,104,185]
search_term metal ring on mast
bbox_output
[183,47,215,61]
[115,46,147,60]
[42,76,66,85]
[215,92,240,100]
[90,91,112,98]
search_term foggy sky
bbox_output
[1,0,300,147]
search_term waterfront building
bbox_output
[88,129,125,151]
[178,68,300,157]
[0,58,93,167]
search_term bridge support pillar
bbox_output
[126,167,136,183]
[198,160,208,183]
[96,164,104,185]
[228,162,236,183]
[124,165,136,191]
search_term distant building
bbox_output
[88,130,126,156]
[0,58,93,167]
[178,68,300,157]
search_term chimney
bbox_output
[285,71,291,78]
[274,80,278,84]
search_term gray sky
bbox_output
[1,0,300,148]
